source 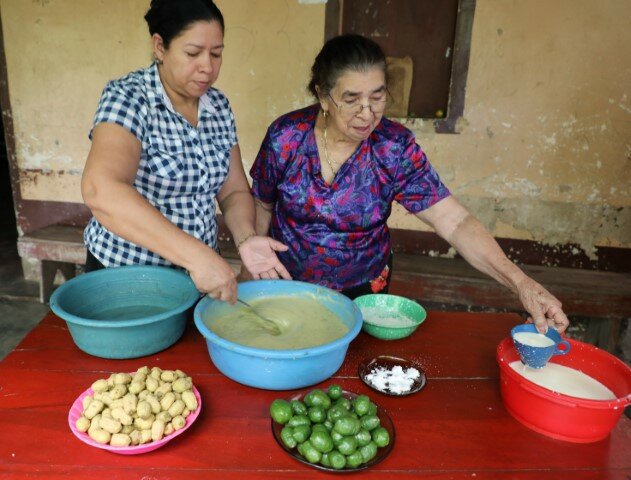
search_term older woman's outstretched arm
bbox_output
[416,196,569,333]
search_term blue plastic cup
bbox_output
[511,323,571,369]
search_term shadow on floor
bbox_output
[0,235,49,360]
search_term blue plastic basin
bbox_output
[50,265,200,359]
[194,280,362,390]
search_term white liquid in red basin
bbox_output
[509,361,616,400]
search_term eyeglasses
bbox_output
[327,92,389,116]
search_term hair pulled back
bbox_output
[144,0,224,49]
[308,34,387,98]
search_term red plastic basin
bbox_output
[497,336,631,443]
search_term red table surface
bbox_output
[1,310,630,480]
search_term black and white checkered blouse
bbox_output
[84,63,237,267]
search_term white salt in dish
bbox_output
[358,355,427,396]
[366,365,421,394]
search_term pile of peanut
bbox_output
[75,366,199,447]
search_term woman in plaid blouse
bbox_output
[82,0,290,304]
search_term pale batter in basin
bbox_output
[205,295,349,349]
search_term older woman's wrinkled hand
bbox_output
[516,276,569,334]
[238,235,292,280]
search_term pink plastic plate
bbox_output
[68,384,202,454]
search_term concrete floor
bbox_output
[0,234,50,360]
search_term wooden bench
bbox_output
[389,254,631,318]
[16,225,630,352]
[388,254,630,353]
[17,225,87,303]
[14,224,241,304]
[219,240,631,352]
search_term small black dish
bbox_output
[358,355,427,397]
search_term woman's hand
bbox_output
[238,236,292,280]
[418,199,570,335]
[516,276,569,334]
[237,264,254,282]
[188,249,238,304]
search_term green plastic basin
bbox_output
[353,294,426,340]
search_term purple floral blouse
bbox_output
[250,105,450,291]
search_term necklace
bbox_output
[322,120,338,175]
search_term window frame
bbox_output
[324,0,476,134]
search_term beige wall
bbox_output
[2,0,151,204]
[390,0,631,258]
[2,0,629,257]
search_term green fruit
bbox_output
[336,436,357,455]
[270,399,293,425]
[359,441,378,462]
[329,450,346,469]
[316,391,332,409]
[330,430,344,445]
[301,440,322,464]
[292,424,311,443]
[303,389,320,407]
[327,405,347,423]
[312,424,328,434]
[323,419,334,431]
[308,406,327,424]
[333,415,361,436]
[287,414,310,428]
[327,384,343,400]
[310,429,334,453]
[304,389,331,409]
[354,428,372,447]
[372,426,390,447]
[346,450,364,468]
[352,395,371,416]
[334,397,352,411]
[280,426,297,449]
[297,441,305,456]
[366,401,378,416]
[320,452,331,467]
[360,414,380,431]
[290,400,307,416]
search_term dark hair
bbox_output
[144,0,224,49]
[308,34,387,98]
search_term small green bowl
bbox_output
[353,294,426,340]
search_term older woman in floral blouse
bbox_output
[250,34,569,334]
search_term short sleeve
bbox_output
[206,88,238,148]
[227,108,238,147]
[89,81,148,142]
[392,132,451,213]
[250,127,281,203]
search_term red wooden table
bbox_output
[1,310,630,479]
